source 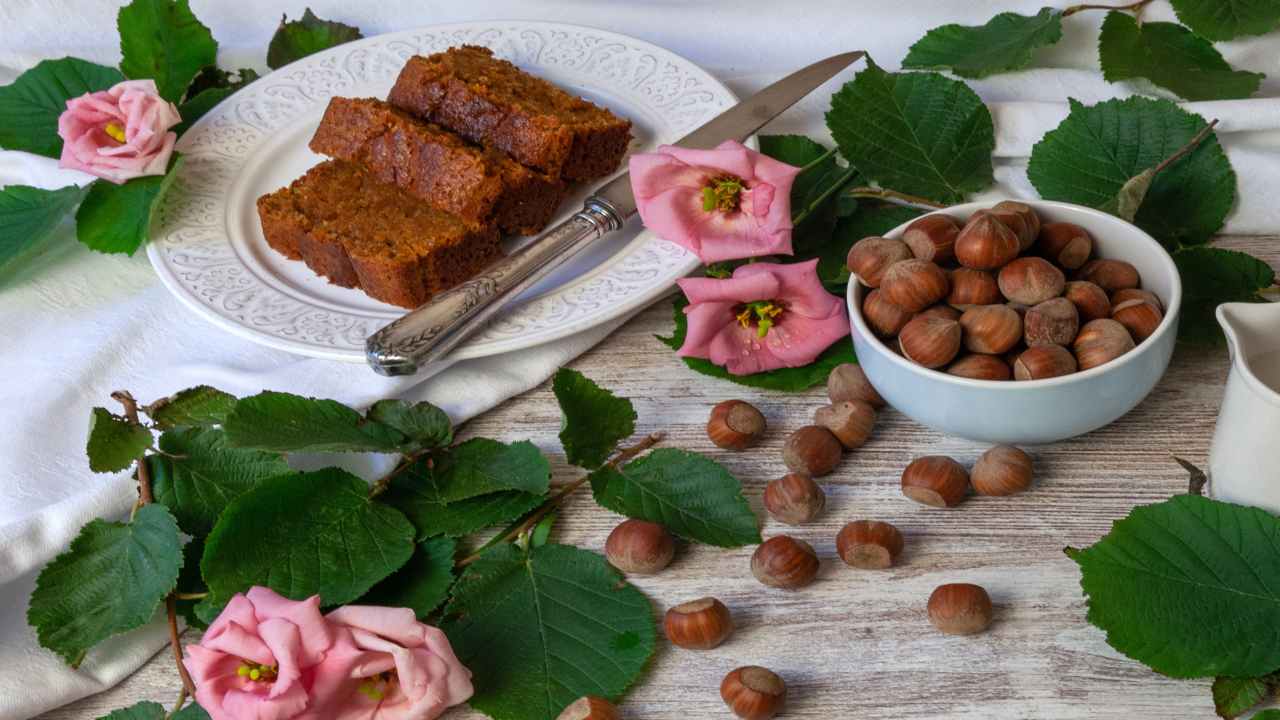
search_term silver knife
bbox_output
[365,51,865,376]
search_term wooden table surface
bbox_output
[43,236,1279,720]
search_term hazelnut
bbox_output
[721,666,786,720]
[1012,345,1078,381]
[902,214,959,263]
[1063,280,1111,322]
[814,400,876,449]
[751,535,819,589]
[556,697,620,720]
[782,426,843,477]
[1024,297,1079,347]
[664,597,734,650]
[958,304,1023,355]
[1074,318,1136,371]
[947,353,1013,381]
[605,519,675,575]
[1112,299,1164,342]
[836,520,904,569]
[998,257,1065,306]
[955,211,1020,270]
[847,236,913,288]
[764,473,827,525]
[917,304,962,322]
[971,445,1033,496]
[947,268,1002,309]
[1078,258,1140,292]
[882,259,950,313]
[992,200,1041,250]
[901,456,969,508]
[1006,301,1030,318]
[1111,288,1162,310]
[1037,222,1093,269]
[828,363,885,408]
[927,583,994,636]
[898,315,962,369]
[989,207,1031,252]
[862,289,914,337]
[707,400,766,450]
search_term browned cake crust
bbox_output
[309,97,566,235]
[388,45,632,180]
[255,160,502,308]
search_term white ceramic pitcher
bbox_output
[1209,302,1280,514]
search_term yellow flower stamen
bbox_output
[702,175,744,213]
[103,121,127,144]
[735,300,785,338]
[236,661,278,683]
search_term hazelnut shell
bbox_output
[664,597,734,650]
[1074,318,1136,371]
[863,289,914,337]
[764,473,827,525]
[959,304,1023,355]
[1078,258,1140,292]
[1037,222,1093,269]
[1063,280,1111,322]
[707,400,766,450]
[998,257,1065,306]
[928,583,994,636]
[955,211,1021,270]
[828,363,885,408]
[882,259,950,313]
[721,666,786,720]
[556,696,619,720]
[947,268,1002,309]
[901,456,969,508]
[1112,298,1163,342]
[947,353,1013,381]
[751,536,819,589]
[814,400,876,450]
[605,519,675,575]
[836,520,905,569]
[971,445,1033,496]
[902,214,959,263]
[847,236,913,288]
[782,426,843,477]
[1013,345,1078,381]
[1024,297,1080,347]
[898,315,962,369]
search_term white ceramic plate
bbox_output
[148,21,738,362]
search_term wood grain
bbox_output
[40,236,1279,719]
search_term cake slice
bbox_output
[257,160,502,308]
[309,97,566,235]
[388,45,632,180]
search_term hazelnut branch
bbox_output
[367,451,430,499]
[164,686,189,720]
[790,166,858,226]
[796,146,838,175]
[111,391,153,505]
[1151,119,1219,177]
[1061,0,1154,17]
[845,186,945,209]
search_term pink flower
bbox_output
[57,79,180,184]
[677,259,849,375]
[183,587,334,720]
[630,140,801,263]
[308,605,474,720]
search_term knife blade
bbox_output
[366,51,865,376]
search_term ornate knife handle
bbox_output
[365,197,626,376]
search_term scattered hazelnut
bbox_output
[1024,297,1079,347]
[1037,222,1093,269]
[1063,280,1111,322]
[707,400,767,451]
[847,236,913,287]
[605,519,675,575]
[1111,288,1162,310]
[764,473,827,525]
[998,257,1065,306]
[782,426,843,477]
[721,666,786,720]
[927,583,994,636]
[917,304,962,322]
[1078,258,1140,292]
[556,696,619,720]
[947,353,1012,381]
[959,304,1023,355]
[955,211,1021,270]
[901,456,969,508]
[664,597,734,650]
[1012,345,1078,381]
[751,536,819,589]
[1112,298,1164,342]
[992,200,1041,250]
[862,289,914,337]
[947,268,1002,309]
[814,400,876,450]
[882,259,950,313]
[1074,318,1136,371]
[902,214,959,263]
[828,363,885,408]
[971,445,1033,496]
[836,520,904,569]
[898,315,962,369]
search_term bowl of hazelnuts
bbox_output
[846,199,1181,444]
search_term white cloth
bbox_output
[2,1,1278,718]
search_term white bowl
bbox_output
[847,200,1181,444]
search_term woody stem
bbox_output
[1061,0,1154,17]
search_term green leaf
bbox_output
[827,59,995,204]
[28,504,181,667]
[175,68,259,135]
[0,58,124,157]
[657,296,855,392]
[530,512,556,547]
[758,134,830,168]
[818,204,926,289]
[590,448,760,547]
[201,468,415,607]
[95,701,166,720]
[1174,247,1276,346]
[552,368,636,470]
[1170,0,1280,41]
[223,391,406,453]
[431,438,551,502]
[117,0,217,102]
[174,536,208,631]
[148,427,292,536]
[267,9,363,70]
[86,407,152,473]
[171,703,211,720]
[1099,12,1264,102]
[0,184,87,276]
[360,537,456,619]
[380,460,545,539]
[1253,710,1280,720]
[1212,674,1277,719]
[76,156,184,255]
[366,399,453,452]
[145,385,237,430]
[903,7,1064,79]
[442,543,655,720]
[1065,495,1280,678]
[1028,97,1235,247]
